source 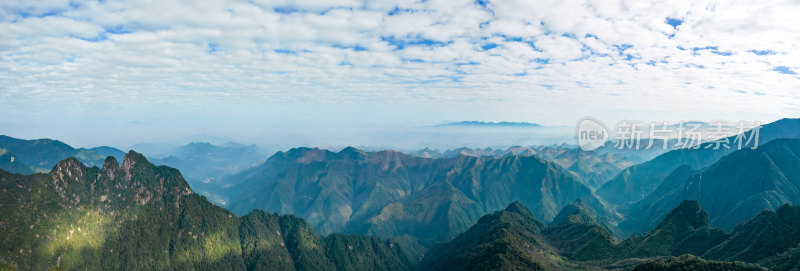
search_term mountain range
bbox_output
[597,118,800,205]
[0,135,125,172]
[0,148,40,175]
[421,199,790,270]
[0,137,267,207]
[221,147,619,242]
[620,138,800,235]
[4,118,800,270]
[2,150,800,270]
[0,152,424,270]
[147,142,267,204]
[407,141,672,189]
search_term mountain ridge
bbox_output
[0,152,425,270]
[0,135,125,172]
[597,118,800,205]
[223,146,619,243]
[422,200,783,270]
[2,155,798,270]
[619,138,800,235]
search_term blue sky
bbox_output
[1,0,799,148]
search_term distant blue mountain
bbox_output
[147,142,268,205]
[0,135,125,171]
[435,121,542,128]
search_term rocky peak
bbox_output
[339,146,367,160]
[658,200,709,230]
[123,150,149,165]
[279,147,328,164]
[50,157,88,206]
[51,158,86,183]
[103,156,120,171]
[120,150,194,206]
[504,201,534,218]
[102,156,120,180]
[550,198,597,226]
[122,151,149,182]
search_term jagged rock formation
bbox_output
[0,152,423,270]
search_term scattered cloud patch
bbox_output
[381,36,451,50]
[332,44,367,51]
[274,49,296,55]
[454,61,479,66]
[749,49,776,55]
[273,7,302,14]
[387,6,414,16]
[665,17,683,29]
[773,66,797,75]
[613,44,634,54]
[17,10,61,19]
[105,25,131,35]
[534,58,550,64]
[481,43,498,50]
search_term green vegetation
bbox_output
[412,143,653,190]
[701,203,800,262]
[0,135,125,172]
[224,147,618,243]
[759,245,800,271]
[0,135,269,208]
[4,122,800,270]
[621,138,800,236]
[3,154,799,270]
[597,118,800,206]
[420,202,557,271]
[0,149,40,175]
[0,152,423,270]
[541,199,618,261]
[0,256,18,271]
[632,255,765,271]
[424,200,800,270]
[616,200,727,259]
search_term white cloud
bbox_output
[1,0,799,146]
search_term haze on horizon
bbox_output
[2,0,799,149]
